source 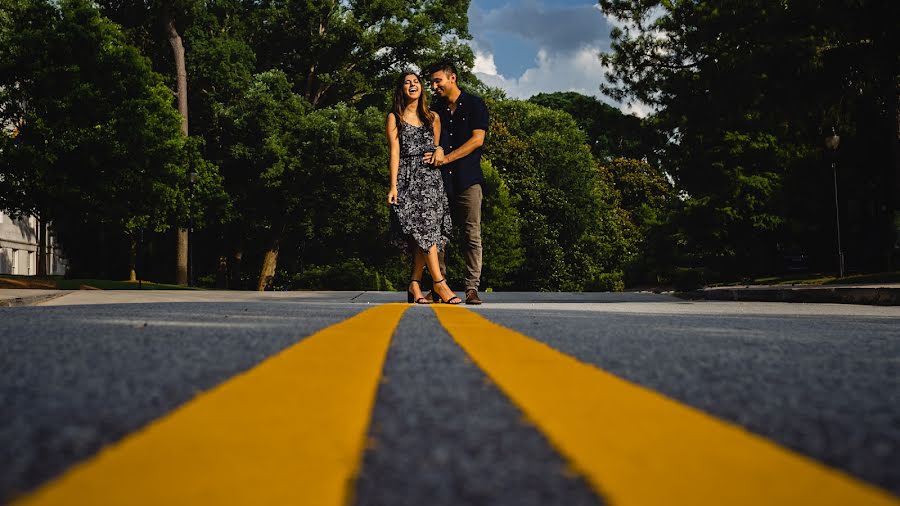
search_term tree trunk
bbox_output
[165,18,189,135]
[230,249,243,289]
[257,249,278,291]
[129,237,137,282]
[216,254,228,288]
[891,82,900,270]
[98,226,107,279]
[176,229,188,284]
[256,223,286,291]
[165,16,190,285]
[37,216,47,276]
[894,84,899,204]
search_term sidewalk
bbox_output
[0,290,679,307]
[3,285,900,307]
[676,283,900,306]
[0,289,364,306]
[0,290,72,307]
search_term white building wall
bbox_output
[0,210,68,275]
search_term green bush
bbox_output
[278,258,396,291]
[486,100,633,290]
[671,267,716,291]
[584,271,625,292]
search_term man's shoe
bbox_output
[465,289,482,305]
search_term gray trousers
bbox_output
[439,183,483,290]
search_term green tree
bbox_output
[486,100,633,290]
[479,159,525,290]
[275,105,394,288]
[600,0,899,275]
[0,0,219,279]
[242,0,474,289]
[222,72,394,290]
[97,0,210,284]
[600,157,675,285]
[100,0,479,289]
[221,70,309,290]
[250,0,472,108]
[182,1,259,287]
[528,92,659,162]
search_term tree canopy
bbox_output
[486,99,635,290]
[14,0,888,289]
[250,0,473,108]
[600,0,900,276]
[0,0,221,277]
[528,92,659,162]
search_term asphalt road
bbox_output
[474,305,900,494]
[0,301,368,502]
[0,292,898,505]
[354,308,600,506]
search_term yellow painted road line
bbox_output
[432,305,898,506]
[17,304,408,506]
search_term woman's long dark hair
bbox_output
[391,71,435,125]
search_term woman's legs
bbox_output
[424,245,459,302]
[408,244,427,300]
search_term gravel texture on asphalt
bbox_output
[473,307,900,494]
[0,302,366,502]
[354,307,602,506]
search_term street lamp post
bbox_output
[825,129,844,278]
[188,171,198,287]
[137,228,143,290]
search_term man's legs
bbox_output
[433,184,482,297]
[455,184,483,291]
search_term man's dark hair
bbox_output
[425,61,457,77]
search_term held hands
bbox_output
[423,147,446,167]
[387,186,398,205]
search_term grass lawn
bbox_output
[716,271,900,287]
[0,274,201,290]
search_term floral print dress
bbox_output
[389,117,452,253]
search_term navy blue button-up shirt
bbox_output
[432,91,489,196]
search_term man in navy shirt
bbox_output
[425,62,488,304]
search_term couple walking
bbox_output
[386,62,488,305]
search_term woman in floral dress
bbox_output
[386,71,461,304]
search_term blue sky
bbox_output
[467,0,650,116]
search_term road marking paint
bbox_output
[16,304,408,506]
[432,305,898,506]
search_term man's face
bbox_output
[429,70,455,98]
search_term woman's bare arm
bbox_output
[425,114,444,166]
[386,113,400,204]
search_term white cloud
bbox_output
[475,47,602,98]
[601,3,667,33]
[621,101,656,118]
[473,2,611,54]
[472,45,498,76]
[470,1,653,118]
[474,45,654,118]
[601,5,632,31]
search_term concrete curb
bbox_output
[675,287,900,306]
[0,292,71,307]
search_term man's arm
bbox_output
[441,129,485,165]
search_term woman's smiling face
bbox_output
[403,75,422,101]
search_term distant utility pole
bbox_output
[825,129,844,278]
